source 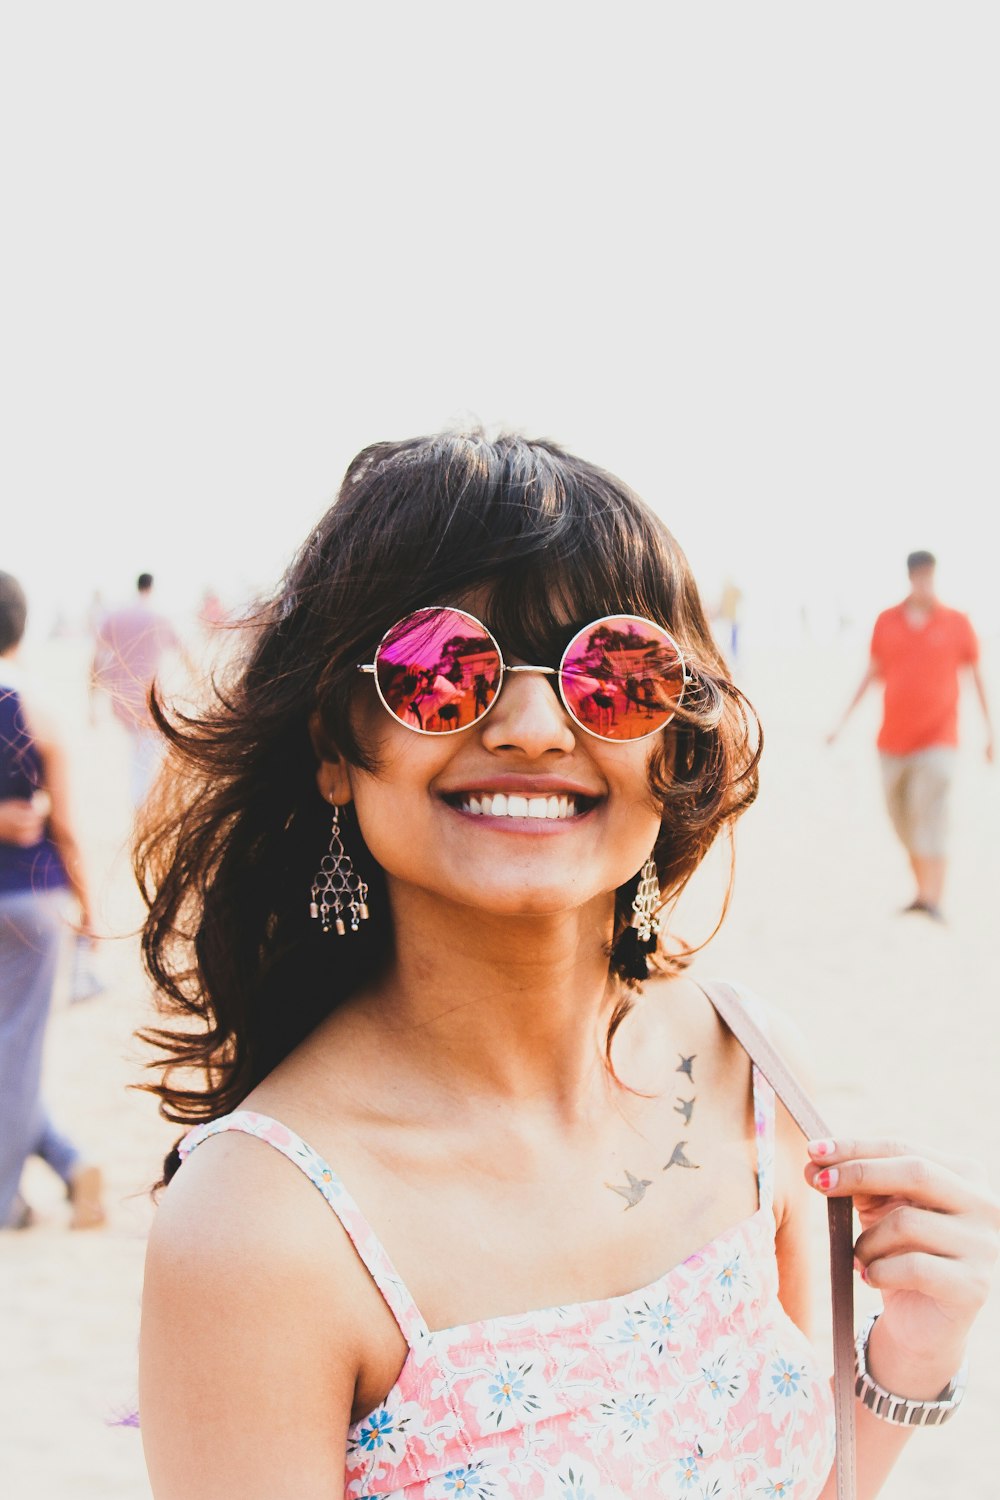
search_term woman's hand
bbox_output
[0,795,46,846]
[806,1137,1000,1377]
[74,905,100,951]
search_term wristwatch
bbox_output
[854,1312,968,1426]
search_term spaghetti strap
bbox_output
[177,1109,431,1349]
[750,1063,776,1213]
[718,978,777,1214]
[705,976,777,1216]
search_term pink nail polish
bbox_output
[815,1167,838,1191]
[860,1265,870,1283]
[808,1139,835,1158]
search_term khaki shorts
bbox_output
[879,746,957,859]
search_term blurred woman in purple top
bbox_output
[0,572,105,1231]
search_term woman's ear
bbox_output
[308,711,353,806]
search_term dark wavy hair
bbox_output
[132,430,762,1194]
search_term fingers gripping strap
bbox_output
[692,979,856,1500]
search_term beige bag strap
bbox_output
[693,978,856,1500]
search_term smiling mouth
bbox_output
[441,791,599,821]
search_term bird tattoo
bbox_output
[676,1053,696,1081]
[663,1140,700,1171]
[605,1170,653,1209]
[674,1096,695,1126]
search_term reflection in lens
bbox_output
[560,615,685,741]
[375,608,502,733]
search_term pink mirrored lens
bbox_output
[375,608,502,733]
[560,615,685,740]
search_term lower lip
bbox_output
[441,800,598,832]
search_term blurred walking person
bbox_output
[90,573,188,808]
[0,573,105,1231]
[828,550,993,919]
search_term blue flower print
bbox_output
[674,1451,700,1490]
[770,1359,805,1398]
[613,1312,646,1346]
[599,1392,657,1441]
[488,1368,524,1407]
[698,1349,747,1409]
[357,1406,394,1450]
[487,1363,533,1410]
[560,1466,597,1500]
[442,1462,494,1495]
[480,1360,541,1427]
[714,1253,747,1303]
[637,1297,680,1355]
[761,1479,795,1497]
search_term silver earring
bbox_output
[630,852,662,943]
[309,804,370,935]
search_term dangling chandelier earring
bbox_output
[309,802,370,935]
[614,849,662,980]
[630,852,662,946]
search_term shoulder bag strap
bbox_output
[692,978,856,1500]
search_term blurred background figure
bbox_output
[197,586,227,631]
[89,572,191,809]
[827,550,994,920]
[0,573,105,1232]
[716,576,743,663]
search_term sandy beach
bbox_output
[2,627,997,1498]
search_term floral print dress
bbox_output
[173,1053,836,1498]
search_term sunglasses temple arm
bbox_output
[357,664,376,674]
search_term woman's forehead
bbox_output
[450,580,598,636]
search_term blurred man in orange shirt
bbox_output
[828,551,993,920]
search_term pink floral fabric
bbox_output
[175,1062,836,1498]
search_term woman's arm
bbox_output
[0,795,46,846]
[968,663,994,763]
[826,658,880,745]
[140,1134,365,1500]
[18,695,94,934]
[770,1012,999,1499]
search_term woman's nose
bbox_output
[478,669,577,756]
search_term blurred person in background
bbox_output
[90,572,191,809]
[0,572,105,1231]
[716,576,743,663]
[827,550,993,920]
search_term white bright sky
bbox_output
[3,4,998,643]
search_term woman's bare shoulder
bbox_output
[147,1121,370,1303]
[141,1131,365,1498]
[638,969,753,1067]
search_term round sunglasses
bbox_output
[357,607,691,743]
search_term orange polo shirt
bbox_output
[870,600,979,755]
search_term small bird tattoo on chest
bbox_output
[604,1169,654,1209]
[605,1050,701,1208]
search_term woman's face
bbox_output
[326,611,666,923]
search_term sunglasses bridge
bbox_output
[358,663,559,677]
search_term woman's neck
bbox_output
[349,883,626,1120]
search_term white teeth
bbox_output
[456,792,582,819]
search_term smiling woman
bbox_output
[128,431,997,1500]
[133,430,760,1117]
